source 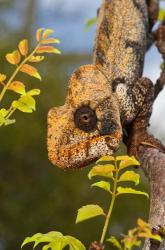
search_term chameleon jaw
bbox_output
[48,134,122,170]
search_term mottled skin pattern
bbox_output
[47,0,165,169]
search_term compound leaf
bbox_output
[116,156,140,170]
[20,64,41,80]
[117,187,149,198]
[88,164,115,179]
[76,204,105,224]
[8,81,26,95]
[42,29,54,39]
[18,39,28,56]
[91,181,111,193]
[36,46,61,54]
[12,95,36,113]
[6,50,21,65]
[107,236,122,250]
[96,156,115,163]
[29,55,45,63]
[118,171,140,186]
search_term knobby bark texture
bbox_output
[139,147,165,250]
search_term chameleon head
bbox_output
[47,64,123,169]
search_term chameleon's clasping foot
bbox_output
[127,129,165,159]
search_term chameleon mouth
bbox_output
[48,133,121,169]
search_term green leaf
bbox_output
[158,8,165,21]
[21,232,85,250]
[62,236,86,250]
[116,156,140,170]
[0,108,8,117]
[91,181,111,193]
[85,17,97,31]
[12,95,36,113]
[4,119,16,126]
[0,108,8,126]
[21,232,63,248]
[21,233,43,248]
[117,187,149,198]
[96,156,115,164]
[88,164,115,179]
[118,171,140,185]
[107,236,122,250]
[0,113,5,126]
[76,204,105,224]
[27,89,41,96]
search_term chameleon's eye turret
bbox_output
[74,106,97,132]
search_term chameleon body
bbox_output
[47,0,164,169]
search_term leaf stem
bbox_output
[0,42,41,103]
[100,160,119,245]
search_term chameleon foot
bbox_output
[127,129,165,159]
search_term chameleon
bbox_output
[47,0,165,169]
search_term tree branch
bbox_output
[138,147,165,250]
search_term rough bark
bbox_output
[138,147,165,250]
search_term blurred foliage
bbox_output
[0,28,61,127]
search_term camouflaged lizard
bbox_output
[47,0,165,169]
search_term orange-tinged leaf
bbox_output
[6,50,21,65]
[20,64,41,80]
[18,39,28,56]
[41,38,60,44]
[28,56,45,63]
[36,46,61,54]
[0,73,6,82]
[36,28,44,42]
[137,218,149,229]
[42,29,54,39]
[8,81,25,94]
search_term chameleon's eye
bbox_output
[74,106,97,132]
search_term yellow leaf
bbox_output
[20,64,41,80]
[96,156,115,164]
[117,187,149,198]
[91,181,111,193]
[27,89,40,96]
[12,95,36,113]
[8,81,26,94]
[6,50,21,65]
[118,171,140,185]
[137,218,149,229]
[76,204,105,224]
[0,73,6,82]
[36,46,61,54]
[88,164,115,179]
[28,56,45,63]
[41,38,60,44]
[36,28,44,42]
[42,29,54,39]
[116,156,140,170]
[18,39,28,56]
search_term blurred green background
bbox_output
[0,0,156,249]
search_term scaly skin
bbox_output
[47,0,164,169]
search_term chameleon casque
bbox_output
[47,0,165,169]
